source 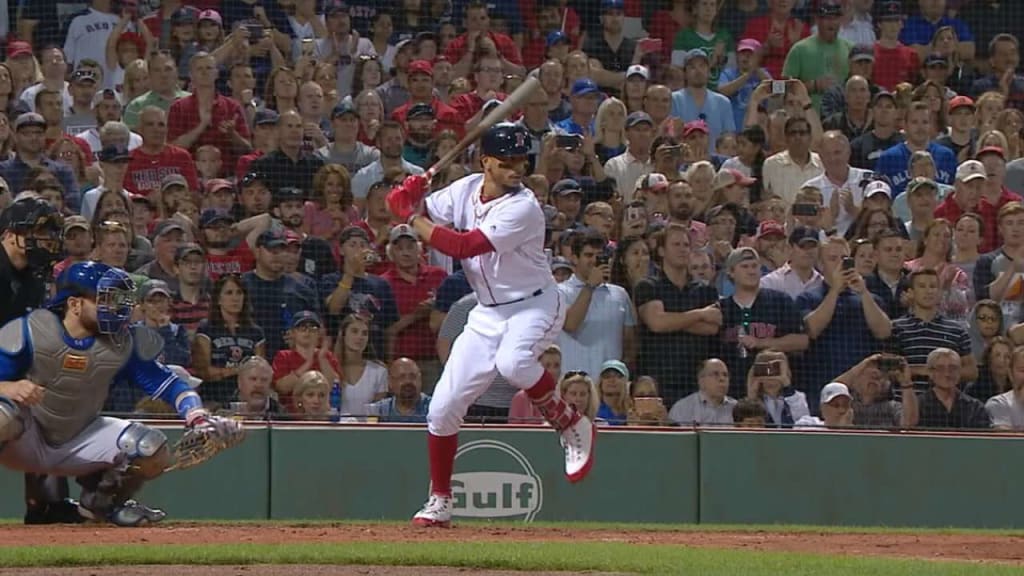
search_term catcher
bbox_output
[0,261,244,526]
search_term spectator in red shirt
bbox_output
[236,109,279,180]
[873,1,920,90]
[445,1,524,79]
[977,146,1024,253]
[450,54,508,124]
[741,0,810,78]
[391,60,462,135]
[381,224,447,364]
[522,1,570,70]
[125,106,199,195]
[167,52,251,177]
[647,0,690,62]
[935,160,990,235]
[272,310,343,411]
[200,208,256,280]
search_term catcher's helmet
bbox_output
[49,261,136,334]
[480,122,531,158]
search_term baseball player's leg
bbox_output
[414,310,501,527]
[494,291,595,483]
[23,474,81,525]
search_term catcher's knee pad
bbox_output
[116,424,169,478]
[0,397,23,443]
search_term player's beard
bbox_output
[78,308,100,334]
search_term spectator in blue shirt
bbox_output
[671,49,736,155]
[718,38,772,132]
[875,102,956,196]
[0,113,78,212]
[368,357,432,423]
[899,0,975,63]
[970,34,1024,109]
[555,78,602,136]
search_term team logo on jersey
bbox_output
[450,439,543,522]
[62,354,89,372]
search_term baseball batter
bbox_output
[387,122,595,528]
[0,261,242,526]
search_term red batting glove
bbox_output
[386,174,429,221]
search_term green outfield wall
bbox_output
[0,425,1018,528]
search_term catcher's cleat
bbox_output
[79,500,167,527]
[24,499,86,525]
[412,494,453,528]
[561,413,595,483]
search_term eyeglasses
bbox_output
[293,324,321,332]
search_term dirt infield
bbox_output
[1,523,1024,566]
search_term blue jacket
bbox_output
[874,142,956,197]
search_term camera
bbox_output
[842,256,855,271]
[556,134,583,151]
[791,203,819,217]
[876,356,903,372]
[752,360,783,378]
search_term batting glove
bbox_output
[387,174,429,221]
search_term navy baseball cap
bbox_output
[546,31,569,47]
[552,178,583,197]
[876,0,904,20]
[601,0,624,11]
[174,242,205,262]
[254,109,279,126]
[788,225,821,246]
[626,111,653,128]
[331,101,357,118]
[407,102,435,119]
[290,310,323,329]
[275,187,305,204]
[850,44,874,62]
[682,48,710,68]
[256,230,287,248]
[570,78,600,98]
[818,1,842,17]
[199,208,234,227]
[339,225,369,244]
[98,143,131,163]
[924,53,949,67]
[151,219,185,240]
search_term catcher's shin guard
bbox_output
[78,423,170,526]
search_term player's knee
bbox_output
[495,348,540,388]
[116,423,167,467]
[0,397,22,443]
[426,396,465,436]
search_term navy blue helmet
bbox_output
[480,122,531,158]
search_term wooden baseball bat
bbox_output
[425,75,542,180]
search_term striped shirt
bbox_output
[891,313,971,385]
[171,292,212,335]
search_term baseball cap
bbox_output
[601,0,624,11]
[725,246,760,269]
[546,31,570,47]
[712,168,755,191]
[140,279,172,300]
[14,112,46,131]
[788,225,820,246]
[92,89,122,107]
[906,177,938,196]
[407,102,435,119]
[171,7,196,24]
[395,38,415,53]
[550,256,573,273]
[116,31,145,54]
[876,0,904,20]
[160,173,189,191]
[949,95,975,112]
[71,69,98,84]
[198,9,222,25]
[63,215,89,234]
[289,310,323,329]
[254,109,280,126]
[325,0,349,15]
[330,101,357,119]
[818,1,843,17]
[600,359,630,379]
[152,219,186,239]
[924,53,949,67]
[275,187,305,204]
[820,382,852,405]
[552,178,583,196]
[756,220,786,239]
[850,44,874,62]
[626,111,653,128]
[956,160,988,182]
[872,90,896,105]
[204,178,235,196]
[389,223,417,243]
[626,64,649,80]
[637,172,669,192]
[415,31,436,44]
[571,78,601,98]
[683,120,709,138]
[199,208,234,227]
[98,144,131,163]
[339,225,370,244]
[175,242,205,262]
[682,48,709,68]
[864,180,892,199]
[976,146,1006,160]
[737,38,762,53]
[7,40,33,59]
[256,229,287,248]
[407,59,433,77]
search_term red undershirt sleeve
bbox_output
[428,226,495,259]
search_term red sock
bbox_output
[526,371,576,430]
[525,370,556,400]
[428,433,458,497]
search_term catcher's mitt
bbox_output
[165,414,246,472]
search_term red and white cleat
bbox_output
[561,414,596,483]
[411,494,453,528]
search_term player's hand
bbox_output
[387,175,428,220]
[0,379,45,405]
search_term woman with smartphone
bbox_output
[745,350,809,427]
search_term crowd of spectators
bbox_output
[3,0,1024,431]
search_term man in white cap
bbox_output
[795,382,855,428]
[934,159,988,224]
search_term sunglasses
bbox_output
[564,370,589,378]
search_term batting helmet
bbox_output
[49,261,136,334]
[480,122,531,158]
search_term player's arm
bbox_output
[124,326,203,420]
[0,316,40,404]
[408,214,496,259]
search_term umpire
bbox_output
[0,196,81,524]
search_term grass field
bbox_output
[1,520,1021,575]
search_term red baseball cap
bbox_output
[407,59,434,77]
[948,95,975,112]
[976,146,1006,160]
[756,220,786,239]
[7,41,33,59]
[117,32,146,54]
[683,120,709,138]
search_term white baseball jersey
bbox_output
[425,173,551,306]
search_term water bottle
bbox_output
[737,326,749,359]
[329,380,342,422]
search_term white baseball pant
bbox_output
[0,415,132,476]
[428,288,565,437]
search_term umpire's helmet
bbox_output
[480,122,530,158]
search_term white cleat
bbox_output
[561,414,596,483]
[411,494,453,528]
